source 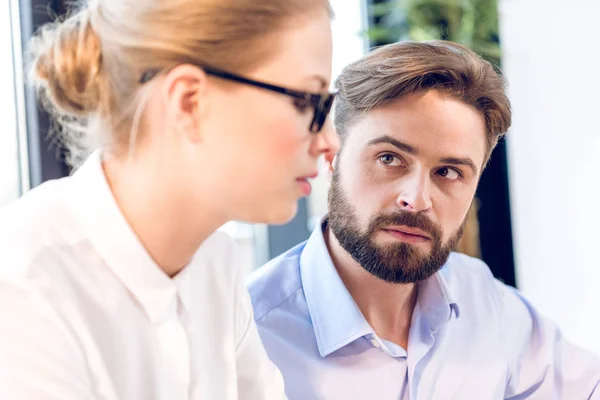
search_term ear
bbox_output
[161,64,208,143]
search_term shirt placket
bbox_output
[156,296,191,400]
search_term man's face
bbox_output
[328,90,487,284]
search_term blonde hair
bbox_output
[29,0,332,166]
[334,41,512,164]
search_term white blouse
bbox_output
[0,151,286,400]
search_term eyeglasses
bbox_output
[140,65,336,134]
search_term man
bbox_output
[248,41,600,399]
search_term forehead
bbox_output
[345,90,488,167]
[254,13,333,89]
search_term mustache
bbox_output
[368,211,441,241]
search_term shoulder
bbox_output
[0,179,92,370]
[441,252,516,315]
[442,252,497,282]
[0,177,79,283]
[0,177,109,333]
[442,252,544,331]
[247,242,306,322]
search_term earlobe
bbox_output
[186,100,207,144]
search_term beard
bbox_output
[327,168,466,284]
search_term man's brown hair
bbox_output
[334,40,512,164]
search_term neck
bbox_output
[103,154,226,277]
[325,226,417,349]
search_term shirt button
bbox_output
[370,338,380,348]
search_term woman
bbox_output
[0,0,337,399]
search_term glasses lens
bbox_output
[310,93,335,133]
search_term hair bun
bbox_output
[29,9,103,116]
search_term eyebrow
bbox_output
[366,135,419,155]
[366,135,479,175]
[440,157,478,175]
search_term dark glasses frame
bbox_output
[140,65,336,133]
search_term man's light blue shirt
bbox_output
[248,222,600,399]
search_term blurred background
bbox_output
[2,0,599,353]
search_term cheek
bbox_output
[435,188,476,234]
[260,117,307,163]
[235,94,308,160]
[233,108,311,198]
[216,99,304,161]
[259,113,324,190]
[341,168,388,222]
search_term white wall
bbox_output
[499,0,600,353]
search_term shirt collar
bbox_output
[173,263,193,312]
[68,150,191,323]
[300,217,460,357]
[300,220,373,357]
[417,264,460,332]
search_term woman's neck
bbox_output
[102,154,226,277]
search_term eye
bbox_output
[377,153,403,167]
[293,98,312,113]
[436,167,462,181]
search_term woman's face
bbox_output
[190,11,338,224]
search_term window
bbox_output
[0,0,28,207]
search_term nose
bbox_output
[396,168,433,213]
[310,119,340,157]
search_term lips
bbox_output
[296,171,318,196]
[381,225,431,240]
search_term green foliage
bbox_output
[367,0,501,66]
